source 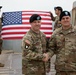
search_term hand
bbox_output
[49,12,53,16]
[42,53,49,62]
[46,68,50,73]
[49,12,54,20]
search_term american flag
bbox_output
[1,10,53,40]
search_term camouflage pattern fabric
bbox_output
[0,18,3,54]
[0,38,3,54]
[56,71,76,75]
[48,26,76,72]
[53,16,62,30]
[0,17,4,67]
[22,29,50,75]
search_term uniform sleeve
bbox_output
[21,34,45,61]
[47,32,57,58]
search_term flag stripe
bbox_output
[2,34,51,39]
[22,18,51,20]
[2,24,52,28]
[2,35,52,40]
[2,27,52,30]
[22,22,52,25]
[1,32,52,35]
[22,13,51,16]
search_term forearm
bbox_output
[26,50,45,61]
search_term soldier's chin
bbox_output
[36,27,40,30]
[35,28,40,31]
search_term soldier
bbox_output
[46,11,76,75]
[0,6,4,67]
[21,14,50,75]
[50,6,63,30]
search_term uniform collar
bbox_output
[59,26,75,35]
[30,29,40,35]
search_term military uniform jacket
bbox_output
[48,26,76,71]
[53,16,62,30]
[22,29,49,74]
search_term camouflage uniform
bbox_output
[0,38,3,54]
[0,18,4,67]
[22,29,50,75]
[48,26,76,75]
[53,16,62,30]
[0,18,3,54]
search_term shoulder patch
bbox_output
[25,40,30,45]
[25,40,31,49]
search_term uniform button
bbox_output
[69,31,71,33]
